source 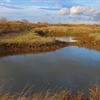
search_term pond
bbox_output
[0,46,100,94]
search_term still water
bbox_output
[0,46,100,93]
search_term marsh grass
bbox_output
[0,24,100,52]
[0,30,71,56]
[89,33,100,40]
[34,24,100,37]
[0,31,54,44]
[33,24,100,51]
[0,82,100,100]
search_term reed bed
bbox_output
[0,83,100,100]
[0,23,100,52]
[0,31,54,44]
[33,24,100,37]
[33,24,100,51]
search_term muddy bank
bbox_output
[0,41,77,57]
[0,37,100,57]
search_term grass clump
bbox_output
[89,33,100,40]
[0,82,100,100]
[0,31,54,44]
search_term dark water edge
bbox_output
[0,42,77,57]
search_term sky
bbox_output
[0,0,100,23]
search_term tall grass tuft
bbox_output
[0,82,100,100]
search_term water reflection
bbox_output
[0,46,100,93]
[55,37,77,42]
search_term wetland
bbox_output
[0,21,100,99]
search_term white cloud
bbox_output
[93,15,100,22]
[4,0,11,3]
[70,6,88,15]
[58,8,69,15]
[83,7,100,22]
[0,5,58,22]
[0,4,100,23]
[90,8,100,15]
[0,6,14,13]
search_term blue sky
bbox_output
[0,0,100,23]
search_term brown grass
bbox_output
[0,22,100,52]
[0,31,54,44]
[0,82,100,100]
[33,24,100,51]
[33,24,100,37]
[89,33,100,40]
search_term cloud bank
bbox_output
[58,6,100,23]
[58,8,69,15]
[0,2,100,23]
[70,6,88,15]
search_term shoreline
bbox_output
[0,41,77,57]
[0,24,100,56]
[0,37,100,57]
[0,83,99,100]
